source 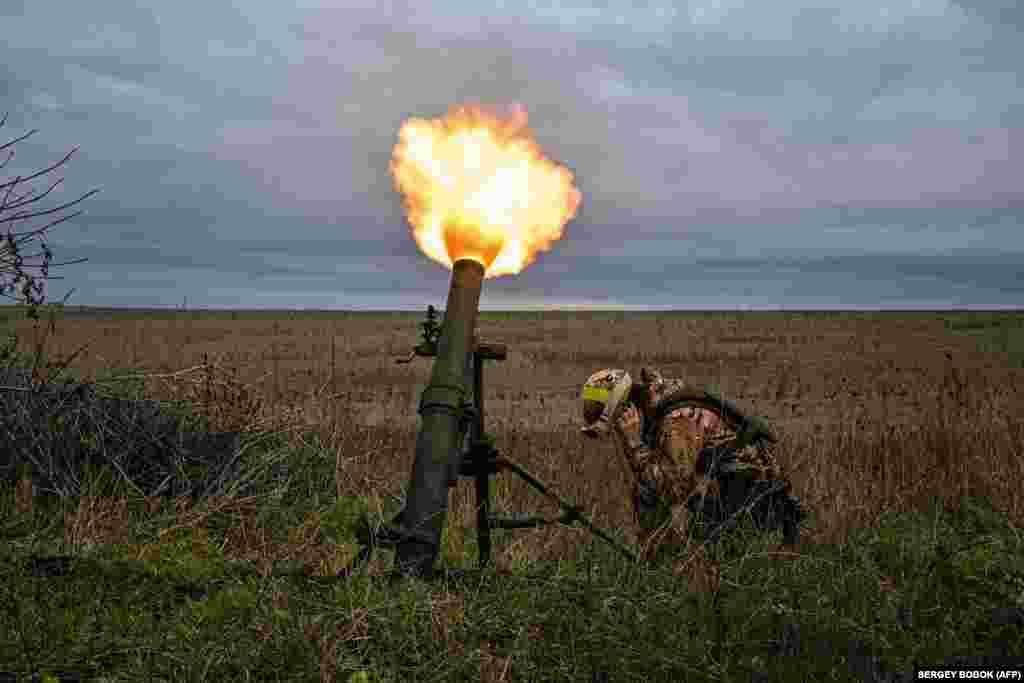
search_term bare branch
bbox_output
[0,187,100,225]
[21,206,96,243]
[0,146,77,191]
[56,287,76,305]
[8,186,35,206]
[3,176,64,212]
[0,149,15,173]
[0,175,21,211]
[1,244,51,262]
[0,128,38,155]
[0,244,88,270]
[1,224,41,248]
[38,267,86,276]
[0,118,93,317]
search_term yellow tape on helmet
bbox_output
[582,385,610,403]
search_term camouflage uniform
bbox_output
[582,367,798,564]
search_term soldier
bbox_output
[581,367,802,566]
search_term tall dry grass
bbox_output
[10,309,1022,566]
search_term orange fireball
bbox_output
[390,104,581,276]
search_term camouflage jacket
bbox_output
[612,368,786,532]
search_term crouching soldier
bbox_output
[581,368,804,566]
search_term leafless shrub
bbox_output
[0,112,97,386]
[1,114,96,315]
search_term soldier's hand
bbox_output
[616,404,642,440]
[614,403,638,430]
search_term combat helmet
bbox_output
[580,369,632,438]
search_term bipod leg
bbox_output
[462,437,498,570]
[475,462,492,569]
[495,456,639,565]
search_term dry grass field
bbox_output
[1,305,1022,681]
[12,307,1024,546]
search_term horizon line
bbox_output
[3,304,1022,314]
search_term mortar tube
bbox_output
[394,257,485,577]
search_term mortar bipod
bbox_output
[456,437,640,566]
[338,306,638,577]
[339,437,639,577]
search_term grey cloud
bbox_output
[2,1,1020,310]
[63,244,227,271]
[64,54,168,89]
[952,0,1024,32]
[700,252,1024,295]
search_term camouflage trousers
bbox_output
[632,438,803,563]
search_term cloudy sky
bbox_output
[1,1,1020,310]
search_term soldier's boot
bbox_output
[781,516,799,547]
[777,493,806,553]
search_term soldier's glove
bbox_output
[612,404,643,443]
[613,413,654,475]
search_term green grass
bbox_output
[944,312,1024,367]
[2,435,1022,681]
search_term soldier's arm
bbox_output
[614,424,698,507]
[611,408,654,476]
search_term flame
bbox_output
[390,104,581,276]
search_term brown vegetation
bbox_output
[9,309,1022,568]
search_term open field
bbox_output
[7,307,1023,538]
[1,306,1022,681]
